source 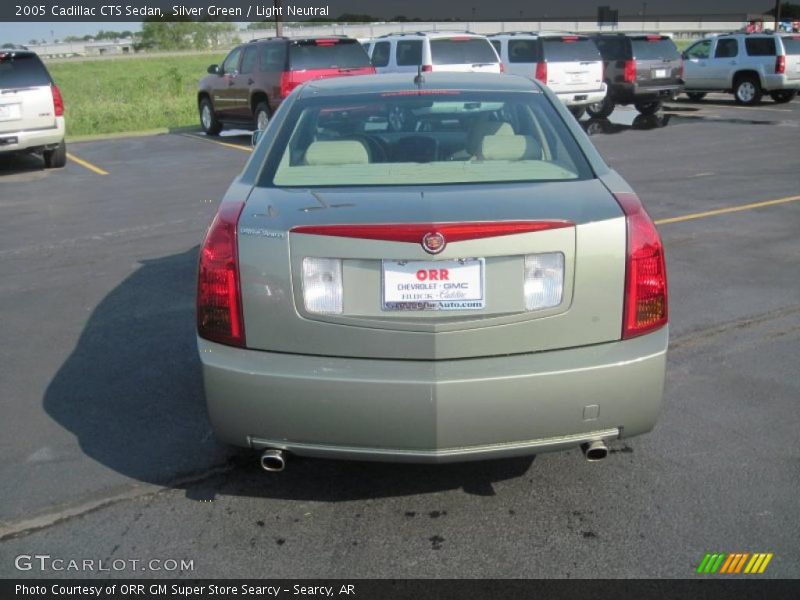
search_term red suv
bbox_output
[197,36,375,135]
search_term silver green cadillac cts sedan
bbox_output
[197,73,668,471]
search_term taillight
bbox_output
[624,59,636,83]
[421,64,433,72]
[678,58,684,79]
[197,201,246,347]
[499,63,505,73]
[614,192,668,339]
[535,61,548,83]
[776,55,785,74]
[51,84,64,116]
[279,72,297,98]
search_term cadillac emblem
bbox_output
[422,231,446,254]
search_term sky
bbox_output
[1,0,777,46]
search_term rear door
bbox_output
[394,39,423,74]
[429,37,502,73]
[630,35,682,87]
[707,37,740,88]
[230,44,259,121]
[0,52,56,135]
[541,36,603,93]
[780,35,800,82]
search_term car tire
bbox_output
[634,100,663,116]
[568,106,587,120]
[686,92,706,101]
[586,96,614,119]
[770,90,797,103]
[733,75,762,105]
[43,140,67,169]
[199,97,223,135]
[254,101,271,131]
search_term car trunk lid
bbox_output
[540,36,604,91]
[630,35,682,87]
[237,179,627,360]
[0,53,56,134]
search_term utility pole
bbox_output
[275,0,283,37]
[774,0,782,30]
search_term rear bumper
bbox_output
[200,327,668,463]
[762,74,800,91]
[0,117,64,154]
[556,85,607,107]
[611,83,683,104]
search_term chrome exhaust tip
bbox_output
[581,440,608,462]
[260,449,286,472]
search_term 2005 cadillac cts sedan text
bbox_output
[196,73,668,471]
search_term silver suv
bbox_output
[489,32,606,118]
[682,33,800,104]
[0,50,66,167]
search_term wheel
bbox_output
[770,90,797,104]
[634,100,663,116]
[586,96,614,119]
[43,140,66,168]
[254,101,271,131]
[733,75,762,105]
[568,106,587,120]
[686,92,706,101]
[199,97,222,135]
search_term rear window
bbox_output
[262,91,592,188]
[781,36,800,54]
[430,38,499,65]
[0,53,52,88]
[288,39,372,70]
[542,38,602,62]
[744,38,776,56]
[508,39,541,63]
[631,38,680,60]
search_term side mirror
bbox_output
[207,64,221,75]
[251,129,262,147]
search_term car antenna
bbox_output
[414,64,425,87]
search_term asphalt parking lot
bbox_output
[0,94,798,578]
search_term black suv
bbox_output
[197,36,374,135]
[587,34,684,118]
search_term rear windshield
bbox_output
[288,40,372,70]
[744,38,776,56]
[261,91,592,188]
[542,38,602,62]
[781,36,800,54]
[0,53,51,88]
[631,38,680,60]
[430,39,499,65]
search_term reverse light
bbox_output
[776,55,785,74]
[535,61,548,83]
[614,192,668,339]
[524,253,564,311]
[51,84,64,116]
[624,59,636,83]
[197,201,246,347]
[302,258,343,314]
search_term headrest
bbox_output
[305,140,369,166]
[480,135,542,161]
[467,119,514,155]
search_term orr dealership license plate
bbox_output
[382,258,485,311]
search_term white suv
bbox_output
[366,32,502,74]
[489,32,606,118]
[682,33,800,104]
[0,50,66,168]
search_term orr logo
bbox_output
[696,552,774,574]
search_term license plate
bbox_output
[569,72,587,83]
[653,68,669,79]
[382,258,485,311]
[0,104,20,121]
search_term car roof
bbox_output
[489,31,584,39]
[377,31,488,40]
[299,72,542,98]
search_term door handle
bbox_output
[248,78,255,85]
[228,80,235,86]
[730,60,737,65]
